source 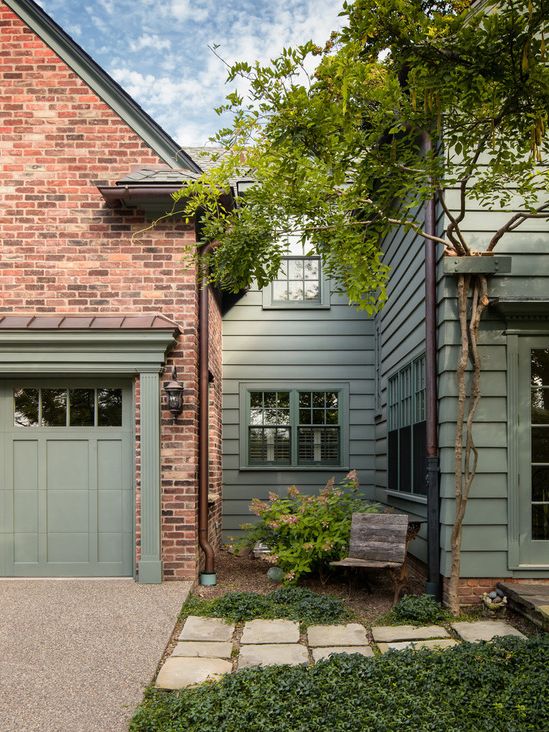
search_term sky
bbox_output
[37,0,345,147]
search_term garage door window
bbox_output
[14,387,122,427]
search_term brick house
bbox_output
[0,0,223,583]
[2,0,548,605]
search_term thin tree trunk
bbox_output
[448,273,470,614]
[448,274,489,615]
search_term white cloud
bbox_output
[41,0,346,145]
[129,34,172,52]
[65,23,82,38]
[167,0,209,23]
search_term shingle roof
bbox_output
[185,147,228,173]
[0,314,181,332]
[117,166,199,185]
[184,147,255,191]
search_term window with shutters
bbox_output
[387,355,427,497]
[242,386,348,468]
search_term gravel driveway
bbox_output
[0,579,191,732]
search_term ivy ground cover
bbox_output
[131,635,549,732]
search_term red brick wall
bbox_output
[0,3,222,580]
[442,576,549,607]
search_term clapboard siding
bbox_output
[222,284,376,538]
[437,186,549,579]
[374,205,434,535]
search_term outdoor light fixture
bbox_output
[164,366,184,420]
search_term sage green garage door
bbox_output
[0,380,133,577]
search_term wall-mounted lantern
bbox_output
[164,366,184,420]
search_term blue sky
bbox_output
[37,0,344,147]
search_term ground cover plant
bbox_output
[181,587,351,626]
[389,594,452,625]
[236,472,379,582]
[131,636,549,732]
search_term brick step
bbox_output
[497,582,549,631]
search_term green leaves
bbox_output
[390,594,452,624]
[239,475,379,583]
[177,0,548,306]
[131,636,549,732]
[181,587,350,626]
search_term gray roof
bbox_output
[184,147,255,191]
[117,167,199,185]
[185,147,228,173]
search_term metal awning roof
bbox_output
[0,313,181,332]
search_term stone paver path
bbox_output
[239,644,309,669]
[308,623,368,647]
[451,620,526,642]
[372,624,450,642]
[155,615,528,689]
[241,618,300,644]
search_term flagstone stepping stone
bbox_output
[179,616,235,642]
[312,646,374,662]
[451,620,526,643]
[307,623,367,647]
[171,641,233,658]
[377,638,458,653]
[156,657,232,689]
[238,644,309,669]
[241,619,300,644]
[372,625,449,643]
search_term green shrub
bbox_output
[131,636,549,732]
[238,471,380,582]
[390,594,451,624]
[181,587,349,625]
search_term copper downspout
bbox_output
[198,242,216,583]
[422,132,441,600]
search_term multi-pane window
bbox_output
[387,355,426,495]
[263,238,329,308]
[298,391,340,465]
[246,388,343,467]
[271,257,321,304]
[530,349,549,540]
[14,387,123,427]
[249,391,291,465]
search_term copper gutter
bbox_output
[198,242,216,584]
[422,132,441,600]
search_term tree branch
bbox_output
[487,202,549,251]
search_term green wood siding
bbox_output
[222,282,376,538]
[437,191,549,578]
[374,208,432,534]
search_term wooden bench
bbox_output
[330,513,411,604]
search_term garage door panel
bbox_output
[47,532,89,563]
[99,532,123,563]
[98,491,122,533]
[14,532,38,564]
[97,440,122,491]
[47,440,89,491]
[47,490,89,533]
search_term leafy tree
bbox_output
[177,0,549,613]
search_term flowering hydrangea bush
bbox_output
[238,471,379,583]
